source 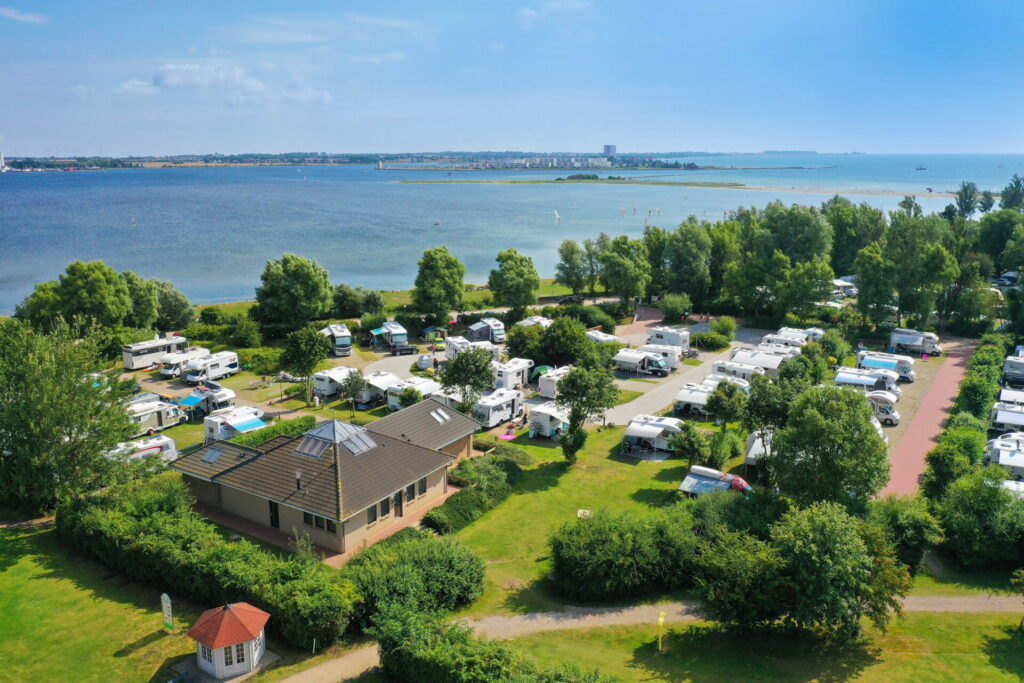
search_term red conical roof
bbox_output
[187,602,270,648]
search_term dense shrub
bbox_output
[660,294,692,323]
[708,430,743,470]
[709,315,737,340]
[945,411,987,432]
[935,467,1024,568]
[691,331,730,351]
[868,496,943,573]
[230,416,316,447]
[489,443,532,466]
[237,347,282,375]
[684,489,789,541]
[549,509,697,601]
[56,475,357,649]
[229,316,263,348]
[422,454,523,534]
[553,304,618,333]
[182,321,229,343]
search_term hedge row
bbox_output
[229,415,316,448]
[691,331,731,351]
[422,453,524,535]
[56,475,357,649]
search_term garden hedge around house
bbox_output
[229,415,316,447]
[421,452,524,535]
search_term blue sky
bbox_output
[2,1,1023,156]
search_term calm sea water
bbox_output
[2,153,1021,314]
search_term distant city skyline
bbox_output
[2,1,1024,156]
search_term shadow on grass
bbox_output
[921,553,1015,595]
[500,576,569,615]
[653,465,689,482]
[630,623,880,683]
[0,524,43,573]
[982,624,1024,679]
[630,488,680,508]
[114,629,170,657]
[512,461,570,496]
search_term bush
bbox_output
[935,467,1024,568]
[660,294,692,323]
[685,489,789,541]
[236,347,283,375]
[489,443,532,466]
[692,331,730,351]
[422,454,523,535]
[199,307,224,324]
[230,416,316,447]
[708,430,743,470]
[182,321,228,343]
[868,496,943,573]
[945,411,987,432]
[229,316,262,348]
[709,315,737,340]
[554,304,618,333]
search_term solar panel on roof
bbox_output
[201,447,224,464]
[295,436,330,458]
[342,431,377,455]
[430,409,444,424]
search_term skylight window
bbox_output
[295,436,330,459]
[200,447,224,464]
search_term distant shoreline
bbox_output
[398,178,959,199]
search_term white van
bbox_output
[493,358,534,389]
[637,344,683,370]
[472,389,524,428]
[761,333,806,348]
[105,434,178,464]
[159,346,210,378]
[386,377,443,411]
[538,366,572,399]
[712,360,766,383]
[183,351,240,385]
[866,390,901,426]
[834,368,902,399]
[857,351,916,383]
[646,326,690,350]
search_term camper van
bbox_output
[729,349,786,378]
[493,358,534,389]
[105,434,178,464]
[674,384,714,416]
[183,351,240,385]
[319,324,353,357]
[361,371,403,404]
[371,321,409,350]
[756,343,801,357]
[126,400,186,438]
[586,329,627,345]
[777,327,826,342]
[761,333,806,348]
[538,366,572,399]
[1003,355,1024,386]
[701,373,751,394]
[646,326,690,350]
[122,335,188,370]
[204,406,267,442]
[834,368,902,398]
[445,336,471,360]
[636,344,682,370]
[311,367,357,399]
[745,430,773,466]
[991,404,1024,434]
[468,317,506,343]
[866,390,901,426]
[621,415,685,455]
[612,349,670,377]
[889,328,942,355]
[516,315,554,329]
[178,383,236,416]
[471,389,524,428]
[386,377,443,411]
[528,402,569,438]
[984,432,1024,479]
[159,346,210,378]
[1000,387,1024,407]
[857,351,916,382]
[712,360,766,383]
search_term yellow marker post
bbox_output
[658,611,666,652]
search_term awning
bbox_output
[370,327,385,336]
[678,473,733,495]
[674,389,710,406]
[835,375,875,386]
[625,423,663,439]
[229,418,267,433]
[861,357,897,371]
[531,365,555,379]
[180,393,203,408]
[996,410,1024,427]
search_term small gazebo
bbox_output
[187,602,270,679]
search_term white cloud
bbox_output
[116,78,158,96]
[224,13,438,46]
[0,6,47,24]
[155,62,265,93]
[518,0,591,28]
[283,84,332,105]
[349,51,405,66]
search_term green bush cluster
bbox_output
[691,331,731,350]
[229,416,315,448]
[952,333,1013,419]
[55,476,358,650]
[709,315,737,340]
[660,293,693,322]
[237,347,283,375]
[422,454,524,534]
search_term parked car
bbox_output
[390,344,418,356]
[558,295,582,305]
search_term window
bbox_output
[326,519,337,533]
[418,477,427,495]
[405,483,416,502]
[367,506,377,524]
[201,644,213,663]
[235,642,246,664]
[380,498,390,517]
[303,511,313,525]
[224,645,234,666]
[314,516,325,529]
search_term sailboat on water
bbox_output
[554,210,560,224]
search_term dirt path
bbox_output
[881,338,976,496]
[280,594,1020,682]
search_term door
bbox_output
[268,501,280,529]
[392,492,403,517]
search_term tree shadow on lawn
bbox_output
[512,460,570,496]
[630,623,880,683]
[982,624,1024,679]
[630,488,681,508]
[0,524,46,573]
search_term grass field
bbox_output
[510,613,1024,682]
[455,426,687,617]
[615,389,644,406]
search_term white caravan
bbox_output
[179,383,237,416]
[361,371,403,404]
[834,367,902,398]
[622,414,685,455]
[471,389,525,428]
[729,349,786,378]
[528,401,569,438]
[122,335,188,370]
[991,404,1024,434]
[777,327,826,342]
[586,329,627,344]
[516,315,554,329]
[984,432,1024,479]
[470,341,503,360]
[612,349,670,377]
[745,430,773,466]
[701,373,751,394]
[183,351,240,385]
[871,416,889,445]
[493,358,534,389]
[159,346,210,378]
[105,434,178,464]
[889,328,942,355]
[999,387,1024,407]
[313,366,357,398]
[756,343,801,357]
[857,351,916,382]
[319,324,353,357]
[538,366,573,399]
[674,383,714,416]
[761,333,806,348]
[1003,355,1024,386]
[445,336,471,360]
[646,326,690,350]
[637,344,683,370]
[866,390,901,426]
[126,399,186,438]
[386,377,443,411]
[204,406,267,442]
[712,360,766,383]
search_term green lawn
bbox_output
[160,420,206,450]
[615,389,644,406]
[195,300,256,317]
[682,358,703,366]
[511,613,1024,682]
[454,426,688,617]
[911,556,1015,597]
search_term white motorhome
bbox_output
[586,329,627,345]
[179,383,237,416]
[889,328,942,355]
[857,350,916,382]
[470,341,503,360]
[646,326,690,350]
[467,317,506,343]
[1003,355,1024,386]
[755,343,801,357]
[386,377,443,411]
[729,349,786,378]
[871,416,889,445]
[471,389,524,428]
[203,406,267,442]
[612,349,670,377]
[701,373,751,394]
[516,315,554,329]
[380,321,408,347]
[745,430,773,466]
[834,367,902,398]
[761,333,806,348]
[984,432,1024,479]
[361,371,403,404]
[319,324,353,357]
[183,351,240,385]
[122,335,188,370]
[105,434,178,464]
[528,401,569,438]
[126,400,186,438]
[493,358,534,389]
[621,414,684,455]
[991,405,1024,434]
[445,336,471,360]
[674,384,714,416]
[637,344,682,370]
[538,366,572,399]
[712,360,766,383]
[866,390,901,426]
[1000,387,1024,407]
[777,326,826,342]
[159,346,210,378]
[312,366,357,398]
[832,279,858,298]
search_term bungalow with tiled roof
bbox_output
[366,397,478,460]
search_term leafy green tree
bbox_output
[582,236,606,295]
[333,283,363,318]
[641,226,670,300]
[0,319,136,514]
[120,271,158,329]
[229,316,262,348]
[776,259,835,320]
[854,241,895,325]
[280,326,330,403]
[152,280,193,330]
[554,367,619,464]
[817,329,851,365]
[762,202,833,264]
[822,196,887,276]
[897,195,923,218]
[778,350,829,385]
[868,496,943,573]
[506,323,546,364]
[709,315,736,340]
[723,248,790,317]
[14,280,62,329]
[980,190,996,213]
[670,422,711,467]
[554,240,588,296]
[488,248,540,312]
[39,260,132,327]
[1000,174,1024,211]
[659,293,692,323]
[362,289,385,314]
[693,527,784,629]
[935,466,1024,568]
[252,254,333,334]
[741,375,808,470]
[978,209,1024,269]
[769,386,889,512]
[955,181,980,218]
[886,214,956,323]
[666,221,712,304]
[412,247,466,323]
[541,316,589,367]
[398,386,423,409]
[601,235,650,306]
[441,348,496,412]
[339,369,369,416]
[707,220,742,296]
[706,382,747,431]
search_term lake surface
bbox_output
[2,153,1021,314]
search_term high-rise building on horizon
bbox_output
[603,144,616,157]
